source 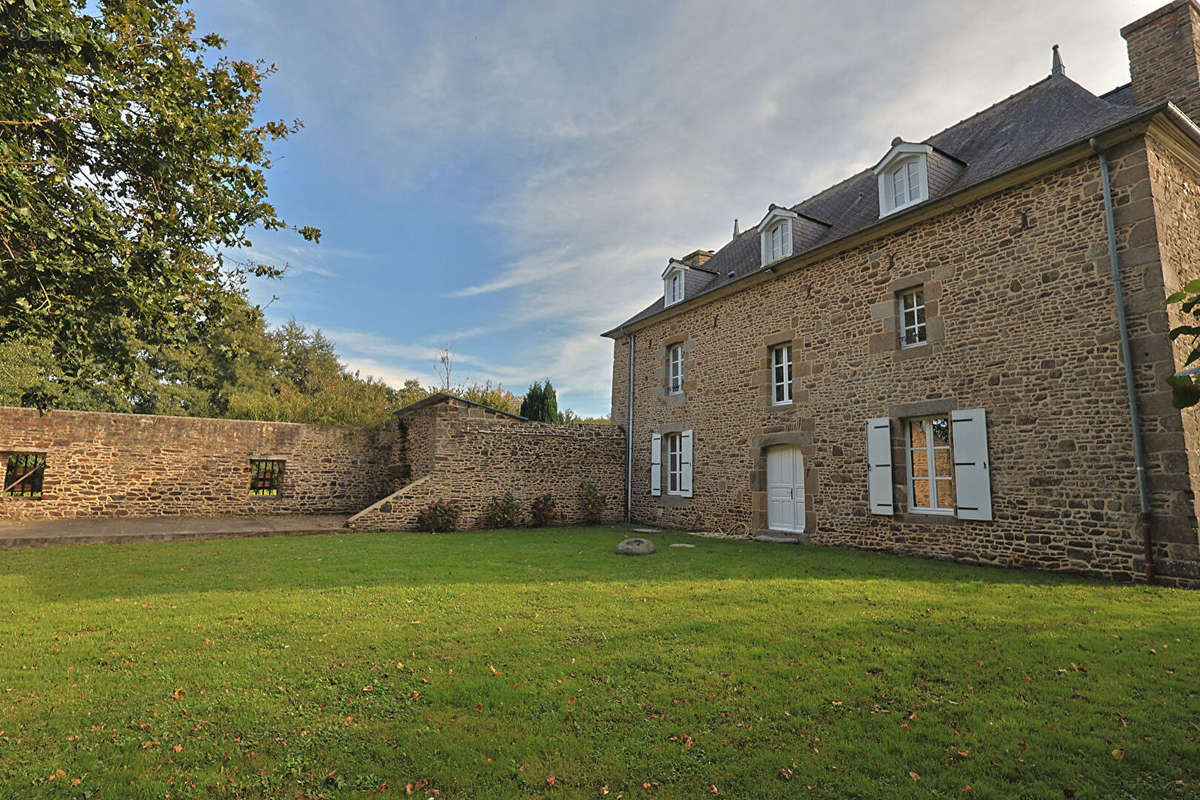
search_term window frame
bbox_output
[771,344,793,405]
[667,343,684,395]
[875,146,931,218]
[3,452,46,499]
[899,288,928,348]
[249,459,284,497]
[905,416,954,515]
[665,432,683,496]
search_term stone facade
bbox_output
[1123,0,1200,122]
[348,397,626,530]
[0,407,394,520]
[605,3,1200,585]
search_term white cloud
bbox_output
[207,0,1166,416]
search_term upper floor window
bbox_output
[874,142,931,217]
[758,207,797,266]
[668,344,684,395]
[663,263,686,307]
[771,345,792,405]
[900,289,927,347]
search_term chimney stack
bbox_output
[1122,0,1200,122]
[679,249,714,268]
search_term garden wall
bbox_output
[348,399,626,530]
[0,407,394,520]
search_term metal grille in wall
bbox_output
[249,459,284,496]
[4,453,46,498]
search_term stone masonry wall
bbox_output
[1123,0,1200,123]
[611,137,1200,584]
[348,400,626,530]
[1147,128,1200,576]
[0,407,393,520]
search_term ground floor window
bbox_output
[906,416,953,513]
[665,433,682,495]
[3,452,46,498]
[771,344,792,405]
[249,459,284,497]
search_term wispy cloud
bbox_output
[202,0,1160,415]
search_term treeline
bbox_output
[0,297,607,429]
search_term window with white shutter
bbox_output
[650,433,662,496]
[951,409,992,521]
[680,430,694,498]
[866,418,893,515]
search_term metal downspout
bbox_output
[626,333,635,522]
[1091,138,1155,581]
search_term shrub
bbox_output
[578,480,605,524]
[529,493,558,527]
[417,500,461,532]
[481,491,523,529]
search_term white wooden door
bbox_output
[767,446,805,533]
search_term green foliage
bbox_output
[578,479,605,524]
[0,1,316,407]
[455,380,521,415]
[529,493,558,527]
[519,379,563,422]
[1165,277,1200,408]
[562,409,612,425]
[481,491,523,529]
[416,500,461,532]
[0,531,1194,798]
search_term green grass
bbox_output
[0,528,1197,799]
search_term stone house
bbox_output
[603,0,1200,585]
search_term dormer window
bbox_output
[662,260,687,307]
[874,141,931,217]
[758,207,797,267]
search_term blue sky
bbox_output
[192,0,1159,417]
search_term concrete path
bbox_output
[0,514,350,549]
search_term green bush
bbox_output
[481,492,523,529]
[417,500,461,532]
[530,493,558,527]
[578,480,605,525]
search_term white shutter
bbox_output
[650,433,662,496]
[866,418,893,515]
[680,430,694,498]
[952,409,992,521]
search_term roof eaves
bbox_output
[602,103,1172,340]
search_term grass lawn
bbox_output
[0,528,1197,799]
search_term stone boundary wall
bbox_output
[348,407,626,530]
[0,407,394,520]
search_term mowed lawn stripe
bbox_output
[0,528,1195,799]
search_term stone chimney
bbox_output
[679,249,714,268]
[1122,0,1200,122]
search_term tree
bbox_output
[0,1,317,407]
[1167,280,1200,408]
[520,380,563,422]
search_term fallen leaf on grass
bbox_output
[172,744,182,753]
[909,771,920,781]
[547,775,556,786]
[142,741,160,749]
[1111,749,1124,760]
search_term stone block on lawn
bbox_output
[616,537,655,555]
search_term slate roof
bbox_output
[604,73,1151,335]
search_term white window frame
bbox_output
[906,415,954,515]
[758,207,797,266]
[899,289,927,348]
[668,344,684,395]
[665,432,683,495]
[874,143,931,218]
[771,344,792,405]
[663,264,686,307]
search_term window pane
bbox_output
[934,448,952,478]
[911,448,930,478]
[931,417,950,445]
[934,478,954,510]
[908,162,920,200]
[909,420,926,447]
[912,479,931,508]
